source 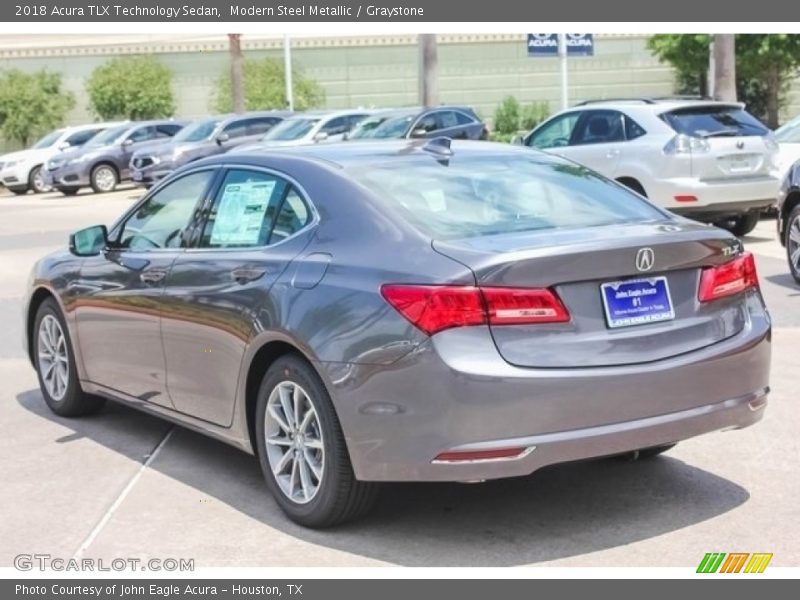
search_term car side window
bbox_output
[246,118,280,136]
[222,120,249,139]
[625,115,647,140]
[572,110,625,145]
[528,113,580,149]
[454,111,476,125]
[200,169,291,249]
[416,114,438,133]
[127,126,154,144]
[436,111,460,130]
[119,170,213,251]
[347,114,368,129]
[321,116,349,135]
[65,129,103,147]
[156,124,183,138]
[270,189,310,244]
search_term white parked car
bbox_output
[0,123,122,195]
[231,110,374,152]
[520,98,780,236]
[773,115,800,178]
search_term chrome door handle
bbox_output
[139,270,166,285]
[231,267,266,284]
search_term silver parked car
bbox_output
[24,140,770,527]
[521,98,780,236]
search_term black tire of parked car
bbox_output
[255,354,379,528]
[90,164,119,194]
[785,204,800,284]
[59,187,80,196]
[34,298,106,417]
[719,212,760,237]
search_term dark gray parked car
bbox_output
[129,112,291,187]
[348,106,488,140]
[776,160,800,283]
[24,140,770,527]
[46,120,186,195]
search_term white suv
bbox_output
[521,98,779,236]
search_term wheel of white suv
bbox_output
[34,298,105,417]
[90,164,118,193]
[785,205,800,284]
[719,212,760,237]
[29,165,51,194]
[255,355,378,527]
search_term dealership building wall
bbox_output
[1,33,799,151]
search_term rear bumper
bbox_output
[651,176,779,219]
[321,292,771,482]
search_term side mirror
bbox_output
[410,128,428,139]
[57,142,71,151]
[313,131,329,143]
[122,138,134,147]
[216,132,230,145]
[511,135,525,146]
[69,225,108,257]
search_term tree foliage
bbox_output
[493,96,521,136]
[86,55,175,120]
[212,57,325,113]
[0,69,75,146]
[648,34,800,127]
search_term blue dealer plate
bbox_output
[600,276,675,329]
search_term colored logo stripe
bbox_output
[697,552,773,573]
[697,553,726,573]
[744,553,773,573]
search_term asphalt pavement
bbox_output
[0,186,797,568]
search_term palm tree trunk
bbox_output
[418,34,439,108]
[712,34,737,102]
[228,34,245,114]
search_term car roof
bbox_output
[568,98,744,114]
[192,139,533,170]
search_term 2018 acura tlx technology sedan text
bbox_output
[23,140,771,527]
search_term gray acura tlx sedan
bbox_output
[23,139,770,527]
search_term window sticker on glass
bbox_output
[210,181,276,246]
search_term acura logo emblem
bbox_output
[636,247,655,272]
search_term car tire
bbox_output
[255,354,379,528]
[720,212,760,237]
[58,187,80,196]
[90,164,118,194]
[28,165,50,194]
[33,298,105,417]
[784,204,800,284]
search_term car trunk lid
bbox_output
[433,220,749,368]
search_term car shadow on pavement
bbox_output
[17,389,749,567]
[765,272,800,294]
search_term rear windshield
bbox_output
[661,105,769,138]
[349,155,665,239]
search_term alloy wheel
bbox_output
[94,166,116,192]
[31,167,51,193]
[789,214,800,275]
[37,314,69,401]
[264,381,325,504]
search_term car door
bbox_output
[161,167,315,426]
[318,116,354,143]
[557,109,626,175]
[431,110,471,139]
[526,111,582,154]
[73,169,216,405]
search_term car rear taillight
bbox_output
[663,133,710,155]
[381,284,570,335]
[698,252,759,303]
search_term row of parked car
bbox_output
[0,105,487,195]
[2,97,799,280]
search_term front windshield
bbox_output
[87,125,129,146]
[348,116,391,139]
[173,119,220,142]
[262,118,320,141]
[349,156,665,239]
[367,115,415,139]
[32,130,63,149]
